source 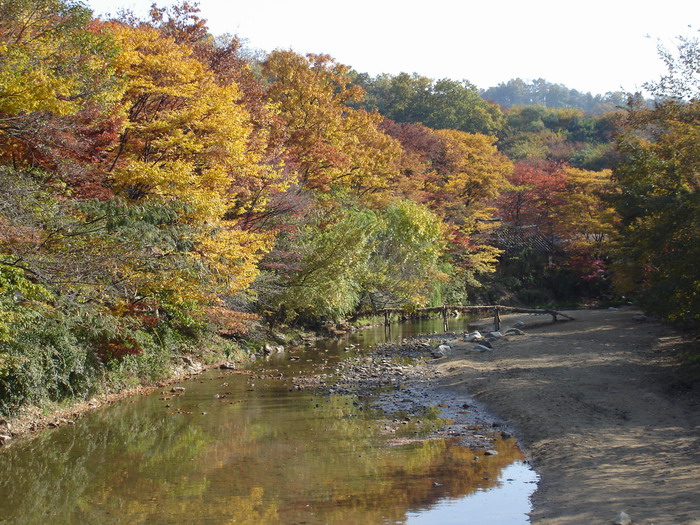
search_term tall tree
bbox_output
[263,51,402,193]
[611,32,700,323]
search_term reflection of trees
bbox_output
[0,372,524,524]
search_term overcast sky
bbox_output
[86,0,699,96]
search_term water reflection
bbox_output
[0,317,534,524]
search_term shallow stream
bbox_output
[0,317,537,524]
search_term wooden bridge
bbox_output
[356,305,575,332]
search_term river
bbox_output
[0,316,537,524]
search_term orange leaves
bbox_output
[263,51,401,193]
[431,130,512,215]
[204,307,260,336]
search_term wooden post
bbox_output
[384,310,390,326]
[442,306,448,332]
[494,307,501,332]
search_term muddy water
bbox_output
[0,317,537,524]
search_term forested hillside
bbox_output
[1,0,697,416]
[481,78,629,114]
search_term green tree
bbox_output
[353,73,504,135]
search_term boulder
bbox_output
[503,328,525,336]
[513,321,526,328]
[464,331,483,342]
[263,344,285,355]
[431,345,451,358]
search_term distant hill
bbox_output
[481,78,629,115]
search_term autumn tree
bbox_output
[0,0,123,195]
[263,51,402,194]
[611,34,700,323]
[101,22,277,311]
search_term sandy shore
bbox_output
[435,308,700,524]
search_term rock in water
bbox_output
[612,511,632,525]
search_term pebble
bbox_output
[612,511,632,525]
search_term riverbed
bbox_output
[0,317,538,524]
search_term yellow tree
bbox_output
[429,129,513,225]
[556,167,618,256]
[263,51,402,193]
[104,23,275,306]
[430,130,512,290]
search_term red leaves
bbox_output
[497,159,568,232]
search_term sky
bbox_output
[86,0,700,96]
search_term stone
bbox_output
[431,345,451,358]
[504,328,525,336]
[219,362,237,370]
[171,386,186,393]
[0,434,12,446]
[612,511,632,525]
[488,331,504,338]
[464,331,482,342]
[472,344,493,352]
[513,321,525,328]
[484,449,499,456]
[181,356,195,366]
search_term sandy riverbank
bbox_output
[435,308,700,524]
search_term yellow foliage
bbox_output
[104,24,280,300]
[264,51,402,193]
[557,167,619,253]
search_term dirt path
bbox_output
[435,308,700,525]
